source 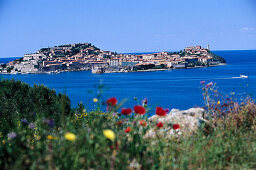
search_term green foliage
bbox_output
[208,51,226,63]
[179,51,186,57]
[1,64,6,68]
[71,48,80,55]
[0,80,255,169]
[213,55,226,63]
[0,101,255,169]
[0,79,71,132]
[39,48,50,52]
[6,66,14,73]
[92,45,100,50]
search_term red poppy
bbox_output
[121,108,132,115]
[156,122,163,128]
[106,97,117,106]
[155,107,167,116]
[116,120,123,126]
[139,120,147,127]
[173,124,180,130]
[134,105,146,115]
[124,127,131,133]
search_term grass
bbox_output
[0,80,256,169]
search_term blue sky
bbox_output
[0,0,256,57]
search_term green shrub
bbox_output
[0,79,71,132]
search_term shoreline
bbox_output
[0,63,227,75]
[103,63,227,73]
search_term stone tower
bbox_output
[207,45,210,50]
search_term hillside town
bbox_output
[0,43,225,74]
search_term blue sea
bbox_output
[1,50,256,115]
[0,57,21,64]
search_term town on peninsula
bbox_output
[0,43,225,74]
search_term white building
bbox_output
[110,58,120,67]
[23,53,46,61]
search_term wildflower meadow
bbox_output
[0,79,256,169]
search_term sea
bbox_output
[1,50,256,115]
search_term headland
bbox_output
[0,43,225,74]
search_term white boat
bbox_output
[240,75,248,78]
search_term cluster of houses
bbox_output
[0,43,223,74]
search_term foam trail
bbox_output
[213,77,242,80]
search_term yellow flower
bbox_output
[103,129,115,142]
[64,132,76,141]
[2,140,5,144]
[93,98,98,103]
[34,134,41,140]
[217,101,220,105]
[47,135,56,140]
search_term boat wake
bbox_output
[231,77,244,79]
[233,75,248,79]
[215,75,248,80]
